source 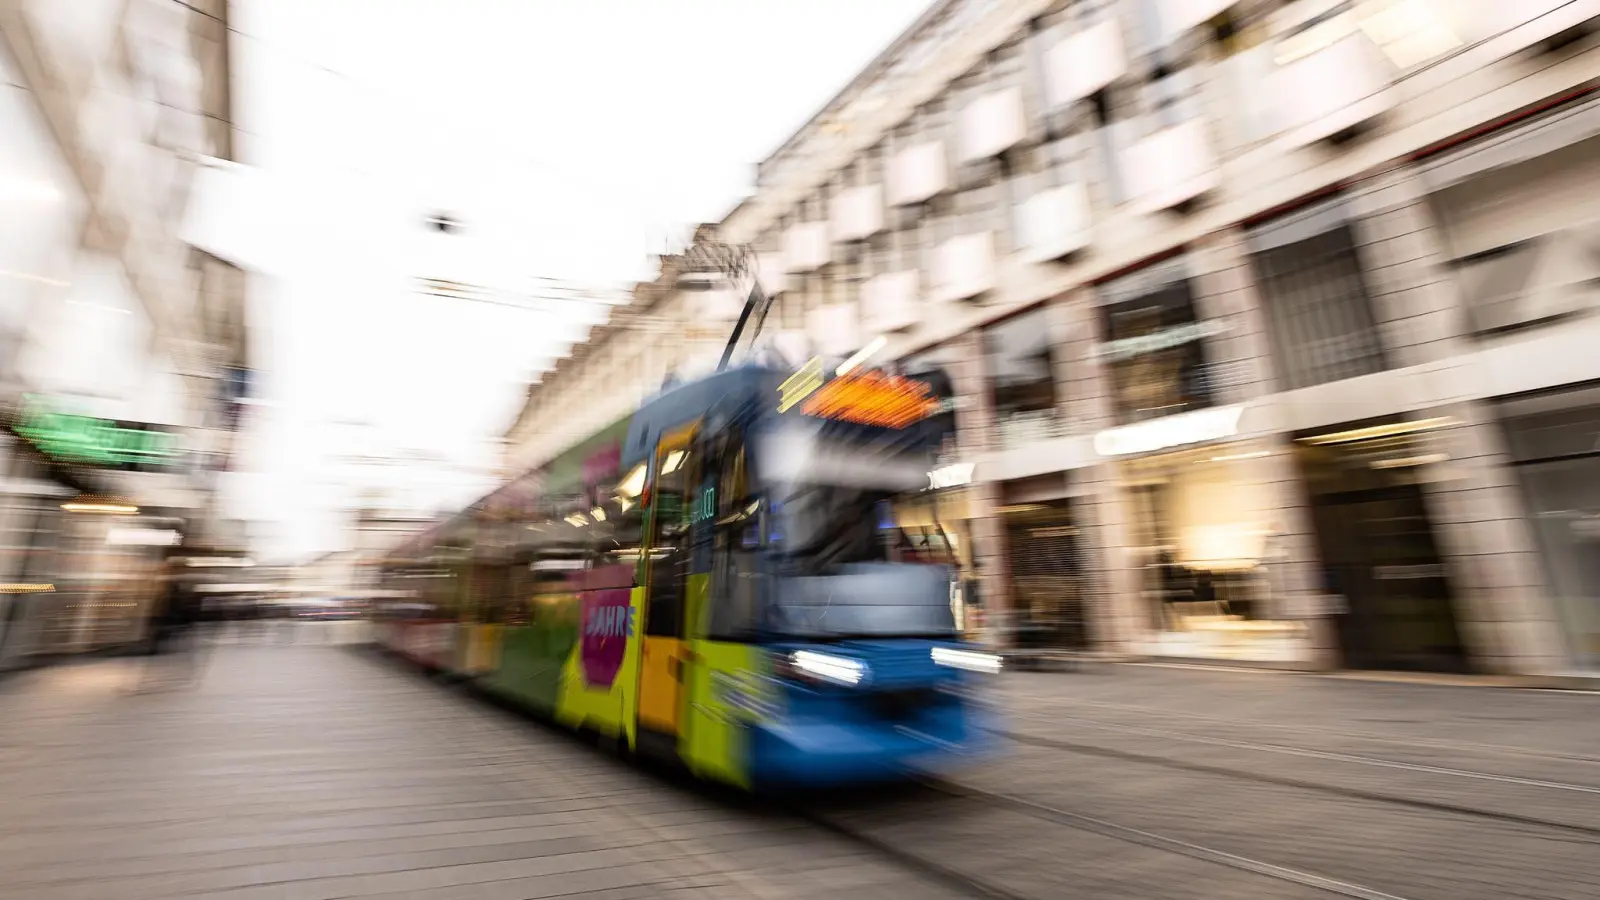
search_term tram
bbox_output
[373,352,1001,789]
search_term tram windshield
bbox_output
[754,422,959,640]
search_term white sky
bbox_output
[196,0,933,563]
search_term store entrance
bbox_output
[1309,485,1467,672]
[1000,499,1089,650]
[1296,420,1468,673]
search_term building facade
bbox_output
[503,0,1600,677]
[0,0,250,666]
[500,233,739,480]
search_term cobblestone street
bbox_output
[0,636,966,900]
[4,636,1598,900]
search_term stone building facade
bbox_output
[502,0,1600,676]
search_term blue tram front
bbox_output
[624,359,1003,788]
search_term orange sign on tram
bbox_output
[799,370,939,429]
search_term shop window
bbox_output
[1000,498,1089,649]
[1500,396,1600,669]
[1248,208,1390,390]
[983,306,1061,446]
[1120,445,1311,663]
[1098,266,1219,424]
[1517,452,1600,670]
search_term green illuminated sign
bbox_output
[14,396,179,471]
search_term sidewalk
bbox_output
[997,661,1600,758]
[0,641,965,900]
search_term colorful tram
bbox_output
[373,360,1001,789]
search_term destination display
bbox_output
[799,370,940,429]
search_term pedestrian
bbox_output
[131,548,207,692]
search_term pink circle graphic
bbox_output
[580,589,635,689]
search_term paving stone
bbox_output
[0,641,961,900]
[11,639,1593,900]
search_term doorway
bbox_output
[999,498,1089,650]
[637,431,695,738]
[1296,422,1468,673]
[1309,485,1467,672]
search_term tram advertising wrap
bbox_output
[372,360,1000,790]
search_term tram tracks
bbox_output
[797,777,1417,900]
[801,701,1600,899]
[983,711,1600,838]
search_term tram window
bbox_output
[645,443,696,638]
[709,442,761,641]
[504,561,533,625]
[479,562,509,624]
[591,497,645,576]
[531,542,587,596]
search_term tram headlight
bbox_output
[782,650,869,686]
[932,647,1003,674]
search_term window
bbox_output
[1428,135,1600,339]
[1090,79,1142,205]
[644,443,696,637]
[529,490,589,604]
[755,426,961,639]
[502,555,535,626]
[798,194,825,324]
[1146,66,1205,130]
[708,437,762,640]
[488,560,517,624]
[863,145,894,280]
[589,486,645,577]
[1017,131,1092,254]
[955,164,1005,250]
[1099,264,1219,424]
[1207,4,1279,146]
[1130,0,1171,53]
[903,344,964,460]
[983,306,1060,444]
[909,98,956,276]
[1248,208,1390,389]
[821,178,846,307]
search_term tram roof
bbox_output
[381,359,957,560]
[621,364,784,471]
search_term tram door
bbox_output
[638,431,696,737]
